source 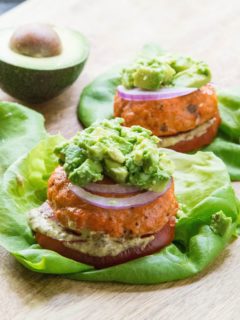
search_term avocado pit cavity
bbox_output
[9,23,62,58]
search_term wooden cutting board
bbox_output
[0,0,240,319]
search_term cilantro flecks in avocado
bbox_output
[55,118,174,191]
[0,24,89,103]
[121,54,211,90]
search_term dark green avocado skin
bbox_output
[0,60,86,103]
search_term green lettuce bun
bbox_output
[0,101,239,284]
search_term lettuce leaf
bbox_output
[78,66,122,127]
[0,134,239,283]
[0,99,239,284]
[217,89,240,138]
[0,102,46,252]
[0,101,46,178]
[204,89,240,180]
[69,224,235,284]
[78,46,240,181]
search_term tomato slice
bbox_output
[170,115,221,153]
[35,220,175,269]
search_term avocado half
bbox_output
[0,27,89,103]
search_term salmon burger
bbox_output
[114,54,220,152]
[28,118,179,268]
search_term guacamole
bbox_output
[121,54,211,90]
[55,118,173,191]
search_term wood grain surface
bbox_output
[0,0,240,319]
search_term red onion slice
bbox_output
[70,179,172,210]
[84,183,140,194]
[117,85,198,101]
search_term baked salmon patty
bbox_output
[114,84,220,151]
[47,166,178,238]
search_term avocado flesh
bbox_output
[0,27,89,103]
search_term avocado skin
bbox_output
[0,59,87,103]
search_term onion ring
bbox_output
[117,85,198,101]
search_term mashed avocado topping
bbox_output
[55,118,173,191]
[121,54,211,90]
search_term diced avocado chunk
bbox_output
[55,118,173,190]
[104,158,128,183]
[170,56,193,72]
[133,67,164,90]
[121,53,211,90]
[210,211,232,237]
[172,61,211,88]
[69,159,103,186]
